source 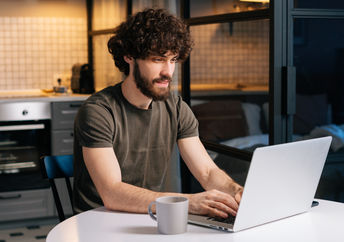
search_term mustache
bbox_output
[152,75,172,83]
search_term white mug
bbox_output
[148,196,189,234]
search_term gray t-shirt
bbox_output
[73,82,198,212]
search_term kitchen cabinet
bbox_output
[0,98,85,222]
[50,100,84,217]
[0,189,54,222]
[51,101,83,156]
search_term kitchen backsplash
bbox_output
[0,16,87,90]
[0,14,269,91]
[190,20,269,86]
[92,20,270,90]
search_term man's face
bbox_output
[133,52,177,101]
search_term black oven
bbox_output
[0,102,51,192]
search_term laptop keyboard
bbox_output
[207,214,236,225]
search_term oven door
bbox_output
[0,120,51,191]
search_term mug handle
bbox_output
[148,201,157,221]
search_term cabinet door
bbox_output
[51,101,82,130]
[0,189,54,222]
[51,129,74,156]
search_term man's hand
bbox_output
[234,187,243,204]
[188,189,239,218]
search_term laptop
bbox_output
[188,136,332,232]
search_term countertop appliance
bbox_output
[71,64,95,94]
[0,102,51,192]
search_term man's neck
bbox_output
[121,76,152,110]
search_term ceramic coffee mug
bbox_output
[148,196,189,234]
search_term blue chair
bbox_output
[40,155,74,222]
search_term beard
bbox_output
[133,61,171,101]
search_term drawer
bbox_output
[0,189,54,222]
[51,101,83,130]
[51,130,74,156]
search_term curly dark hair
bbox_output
[108,8,193,75]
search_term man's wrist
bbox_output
[236,186,244,195]
[231,183,243,196]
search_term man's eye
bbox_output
[153,58,163,62]
[171,58,178,63]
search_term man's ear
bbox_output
[124,56,134,64]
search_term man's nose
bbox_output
[161,62,175,77]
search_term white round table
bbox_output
[47,199,344,242]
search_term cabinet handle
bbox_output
[0,124,44,131]
[69,104,82,108]
[61,110,78,115]
[62,139,73,143]
[0,194,22,200]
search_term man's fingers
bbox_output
[235,191,243,204]
[189,189,241,218]
[209,201,237,217]
[207,206,228,218]
[212,190,239,211]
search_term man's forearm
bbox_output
[202,168,243,196]
[102,181,239,218]
[101,182,181,213]
[177,137,242,197]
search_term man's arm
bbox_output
[83,141,241,218]
[178,136,243,216]
[82,147,179,213]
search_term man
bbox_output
[73,8,243,219]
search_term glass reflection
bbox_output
[293,19,344,136]
[189,21,269,150]
[93,35,123,91]
[294,0,344,9]
[293,18,344,202]
[190,0,269,18]
[92,0,126,30]
[191,151,250,192]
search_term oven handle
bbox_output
[0,124,45,131]
[0,194,22,200]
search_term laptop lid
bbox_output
[233,136,332,231]
[188,136,332,232]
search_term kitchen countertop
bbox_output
[0,83,268,103]
[172,83,269,97]
[0,89,90,103]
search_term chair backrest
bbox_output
[40,155,74,222]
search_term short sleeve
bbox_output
[75,103,114,148]
[177,96,199,139]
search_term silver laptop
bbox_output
[188,136,332,232]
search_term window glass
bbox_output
[92,0,127,30]
[190,150,250,192]
[293,18,344,201]
[93,34,123,91]
[132,0,179,16]
[189,20,269,149]
[293,19,344,134]
[190,0,269,18]
[294,0,344,9]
